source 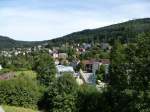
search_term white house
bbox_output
[56,65,75,77]
[53,52,59,59]
[79,69,96,84]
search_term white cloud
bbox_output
[0,7,115,41]
[0,0,150,41]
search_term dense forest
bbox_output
[49,18,150,46]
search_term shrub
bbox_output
[0,75,42,109]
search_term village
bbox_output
[0,42,111,89]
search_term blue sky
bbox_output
[0,0,150,41]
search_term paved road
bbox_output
[0,106,4,112]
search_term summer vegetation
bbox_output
[0,20,150,112]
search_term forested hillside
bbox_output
[0,36,44,49]
[1,18,150,49]
[49,18,150,46]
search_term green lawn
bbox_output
[2,105,37,112]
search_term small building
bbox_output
[79,69,96,84]
[56,65,75,77]
[82,59,110,74]
[82,60,99,73]
[52,52,59,59]
[100,43,110,50]
[55,59,60,65]
[58,53,68,59]
[82,43,91,49]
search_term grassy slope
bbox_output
[14,70,37,79]
[1,71,39,112]
[2,105,37,112]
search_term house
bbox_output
[100,43,110,50]
[82,60,99,73]
[52,51,59,59]
[79,59,110,84]
[56,65,75,77]
[77,48,85,53]
[82,59,110,74]
[55,59,60,65]
[79,69,96,84]
[70,59,80,69]
[82,43,91,49]
[58,53,68,59]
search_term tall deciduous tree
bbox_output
[46,74,78,112]
[109,40,128,91]
[34,52,56,86]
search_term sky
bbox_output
[0,0,150,41]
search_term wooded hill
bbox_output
[1,18,150,49]
[0,36,45,49]
[49,18,150,46]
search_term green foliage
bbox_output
[109,33,150,112]
[0,53,35,71]
[34,52,56,86]
[49,18,150,46]
[109,40,128,90]
[45,74,78,112]
[0,68,11,75]
[126,33,150,91]
[1,18,150,49]
[0,75,42,109]
[79,47,110,60]
[15,70,37,80]
[0,35,44,49]
[96,65,105,81]
[77,85,111,112]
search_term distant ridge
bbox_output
[1,18,150,49]
[48,18,150,46]
[0,35,45,49]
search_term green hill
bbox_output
[0,36,45,49]
[1,18,150,49]
[48,18,150,46]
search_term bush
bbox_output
[34,53,56,86]
[0,75,42,109]
[77,85,111,112]
[44,74,78,112]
